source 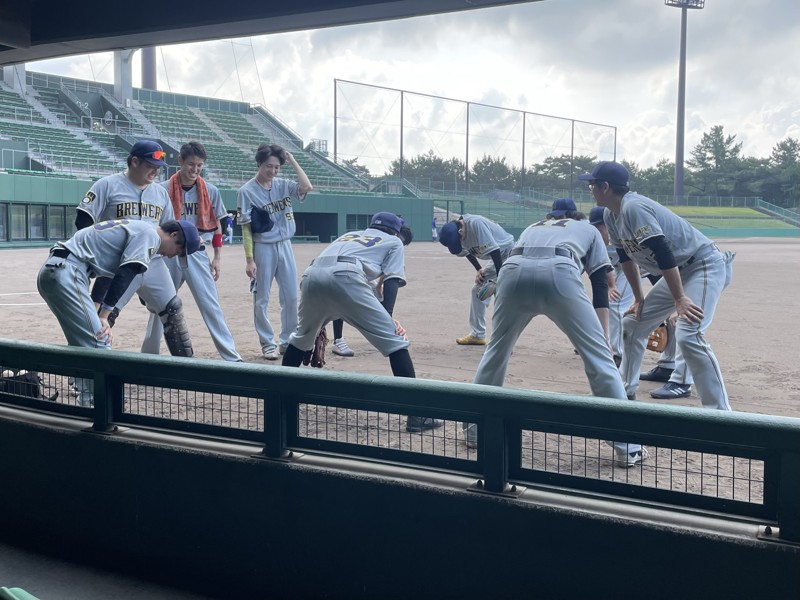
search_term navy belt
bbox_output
[680,244,719,269]
[311,255,358,267]
[510,246,573,259]
[50,248,71,259]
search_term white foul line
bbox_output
[0,292,41,297]
[0,303,48,306]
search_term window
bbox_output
[11,205,27,240]
[49,206,66,240]
[346,214,371,231]
[0,204,7,241]
[29,204,46,240]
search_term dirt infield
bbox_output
[2,237,799,418]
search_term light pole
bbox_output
[666,0,705,202]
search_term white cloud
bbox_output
[25,0,800,173]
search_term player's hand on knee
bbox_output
[97,320,113,346]
[609,286,621,302]
[475,269,486,285]
[393,319,406,337]
[623,300,642,319]
[675,296,703,323]
[667,312,679,328]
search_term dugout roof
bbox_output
[0,0,539,66]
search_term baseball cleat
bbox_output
[456,335,487,346]
[616,447,648,468]
[650,382,692,399]
[262,348,280,361]
[639,366,674,382]
[406,416,444,432]
[332,338,355,357]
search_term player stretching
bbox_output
[438,214,515,346]
[281,213,442,433]
[141,141,242,361]
[581,161,733,410]
[76,140,195,357]
[37,219,202,407]
[465,198,646,467]
[237,144,313,361]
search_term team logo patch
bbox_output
[635,225,653,238]
[82,191,96,204]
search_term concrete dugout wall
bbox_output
[1,409,797,600]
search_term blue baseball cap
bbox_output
[549,198,577,218]
[439,221,462,255]
[130,140,168,167]
[589,206,606,226]
[577,161,630,187]
[175,219,202,255]
[370,212,404,234]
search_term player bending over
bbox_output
[465,198,647,468]
[281,212,442,433]
[37,219,202,407]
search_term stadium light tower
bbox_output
[666,0,705,201]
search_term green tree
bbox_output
[768,137,800,207]
[686,125,743,196]
[387,150,465,191]
[469,155,515,190]
[342,157,371,179]
[637,158,676,197]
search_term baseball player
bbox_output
[75,140,195,357]
[281,213,442,433]
[237,143,313,360]
[141,141,242,362]
[225,213,235,244]
[37,219,202,406]
[588,206,685,378]
[581,161,732,410]
[331,224,414,357]
[438,213,515,345]
[466,198,646,467]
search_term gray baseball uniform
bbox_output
[288,228,408,356]
[459,214,515,339]
[472,217,642,455]
[37,219,162,406]
[605,192,731,410]
[237,176,306,353]
[141,180,241,361]
[76,172,177,314]
[606,243,687,379]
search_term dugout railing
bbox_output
[1,338,798,544]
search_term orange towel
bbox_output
[168,173,218,232]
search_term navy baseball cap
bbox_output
[130,140,168,167]
[549,198,577,218]
[175,219,202,255]
[589,206,606,226]
[439,221,462,255]
[370,212,404,234]
[577,161,630,187]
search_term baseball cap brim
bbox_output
[576,173,594,181]
[141,156,168,167]
[438,222,463,255]
[176,220,202,255]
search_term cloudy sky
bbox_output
[27,0,800,175]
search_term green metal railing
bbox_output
[1,338,799,542]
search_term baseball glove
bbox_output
[303,327,328,368]
[475,279,497,302]
[646,323,669,353]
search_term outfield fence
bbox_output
[2,338,799,543]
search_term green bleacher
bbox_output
[31,87,82,128]
[0,120,119,175]
[140,101,222,143]
[0,87,46,124]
